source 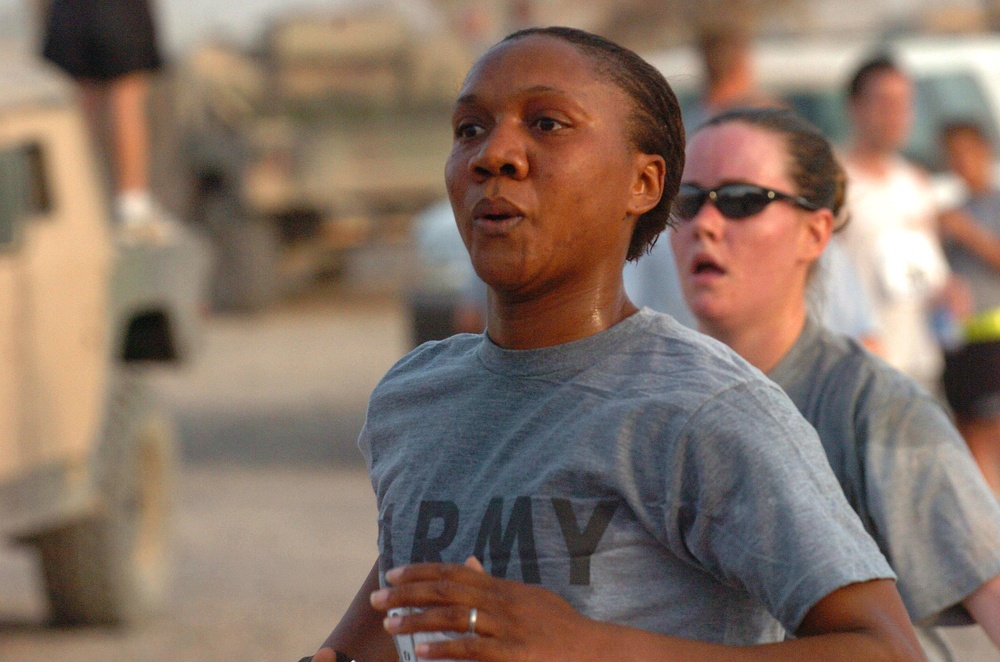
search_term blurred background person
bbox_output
[685,25,778,129]
[837,54,952,392]
[410,198,487,340]
[671,106,1000,662]
[813,239,884,352]
[938,119,1000,495]
[40,0,166,233]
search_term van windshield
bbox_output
[680,72,998,175]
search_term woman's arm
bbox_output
[963,573,1000,651]
[313,559,398,662]
[372,562,925,662]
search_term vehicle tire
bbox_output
[202,186,279,313]
[28,370,176,626]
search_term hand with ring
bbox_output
[467,606,478,635]
[371,556,614,661]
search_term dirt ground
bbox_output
[0,285,997,661]
[0,466,379,662]
[0,287,402,662]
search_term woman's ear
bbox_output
[801,207,834,262]
[627,153,666,217]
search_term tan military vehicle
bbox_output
[174,7,472,311]
[0,48,208,625]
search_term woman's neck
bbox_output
[701,300,808,374]
[485,279,638,350]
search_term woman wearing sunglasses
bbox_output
[671,106,1000,661]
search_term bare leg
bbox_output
[107,70,152,195]
[959,416,1000,497]
[78,80,108,163]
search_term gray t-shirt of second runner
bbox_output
[770,317,1000,625]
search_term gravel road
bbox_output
[0,284,997,661]
[0,287,404,662]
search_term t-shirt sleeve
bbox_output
[863,387,1000,624]
[672,380,895,633]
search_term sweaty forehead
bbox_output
[684,123,791,188]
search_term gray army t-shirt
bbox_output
[769,317,1000,625]
[360,309,893,645]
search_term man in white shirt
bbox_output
[838,54,951,391]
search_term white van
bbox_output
[647,34,1000,181]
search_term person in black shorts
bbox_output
[41,0,164,231]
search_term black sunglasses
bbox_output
[674,183,820,221]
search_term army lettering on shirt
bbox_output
[381,497,619,586]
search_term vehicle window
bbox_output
[773,73,998,175]
[0,143,49,248]
[676,70,1000,177]
[905,73,999,173]
[676,89,701,129]
[0,147,24,246]
[23,144,50,216]
[782,90,850,147]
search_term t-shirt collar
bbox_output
[476,309,651,378]
[767,316,823,389]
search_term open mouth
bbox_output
[693,256,725,275]
[471,198,526,232]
